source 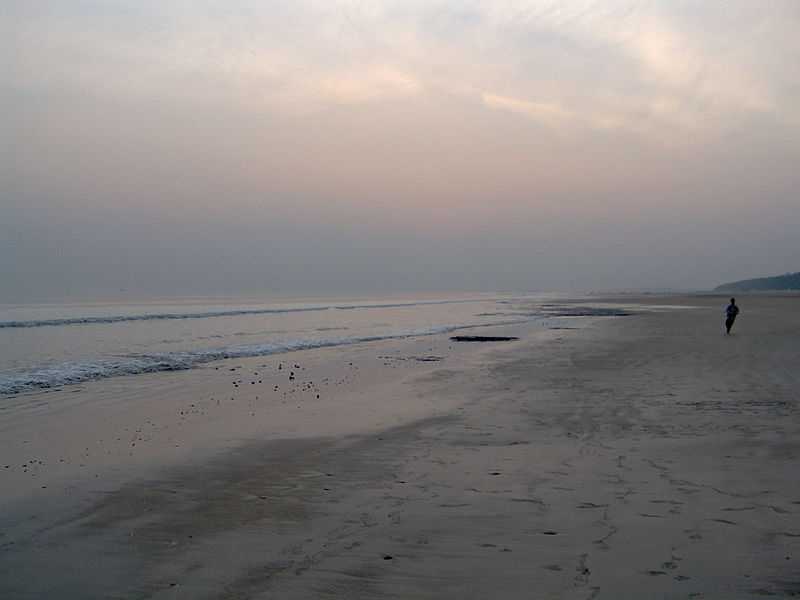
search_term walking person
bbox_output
[725,298,740,335]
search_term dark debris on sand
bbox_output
[450,336,519,342]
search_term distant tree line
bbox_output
[715,272,800,291]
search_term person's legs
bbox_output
[726,317,734,334]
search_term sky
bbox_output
[2,0,799,301]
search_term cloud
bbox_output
[465,2,792,136]
[612,18,775,115]
[320,66,422,104]
[480,91,652,137]
[481,92,573,126]
[3,1,800,299]
[6,0,795,137]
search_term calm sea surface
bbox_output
[0,293,551,396]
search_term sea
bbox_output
[0,293,555,396]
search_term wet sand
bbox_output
[2,295,800,599]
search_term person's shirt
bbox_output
[726,304,739,318]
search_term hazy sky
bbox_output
[3,1,799,301]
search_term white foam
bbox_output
[0,318,533,396]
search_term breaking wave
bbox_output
[0,319,530,395]
[0,298,488,329]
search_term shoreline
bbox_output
[3,295,800,598]
[0,317,559,510]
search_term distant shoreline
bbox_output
[714,271,800,292]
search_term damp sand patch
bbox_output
[540,306,633,317]
[449,336,519,342]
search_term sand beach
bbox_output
[1,294,799,599]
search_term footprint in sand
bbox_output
[762,504,791,514]
[574,554,591,585]
[510,497,547,506]
[684,529,703,540]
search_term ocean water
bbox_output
[0,293,549,396]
